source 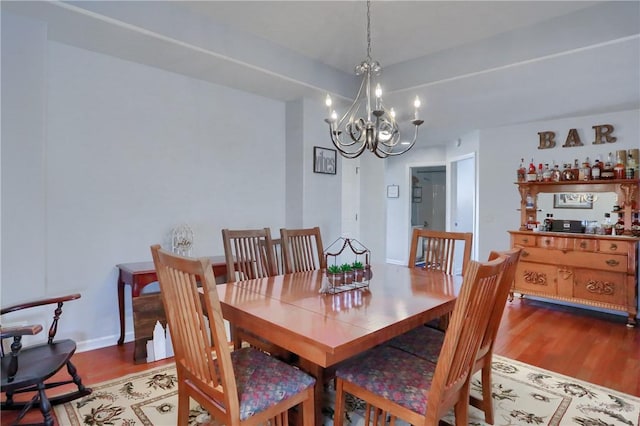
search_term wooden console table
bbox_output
[117,256,228,346]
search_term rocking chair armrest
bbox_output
[0,324,43,339]
[1,294,81,315]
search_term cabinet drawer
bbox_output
[519,247,627,272]
[598,240,631,255]
[573,269,626,306]
[513,261,557,295]
[537,236,572,250]
[573,238,598,252]
[512,234,536,247]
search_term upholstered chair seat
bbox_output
[387,325,443,364]
[335,345,438,415]
[230,347,316,420]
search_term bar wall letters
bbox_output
[537,124,616,150]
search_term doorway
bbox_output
[410,166,446,230]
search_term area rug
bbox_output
[55,355,639,426]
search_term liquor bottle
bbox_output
[525,192,535,210]
[543,213,554,231]
[614,154,626,179]
[580,157,591,181]
[602,213,613,235]
[517,158,526,182]
[551,164,561,182]
[626,154,636,179]
[571,159,580,181]
[614,213,625,235]
[527,215,539,231]
[526,159,537,182]
[542,163,552,182]
[591,159,601,180]
[561,163,574,181]
[601,152,615,180]
[537,163,544,182]
[631,212,640,237]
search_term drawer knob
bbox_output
[580,242,587,248]
[606,259,619,267]
[522,238,529,243]
[544,239,551,245]
[521,251,530,258]
[609,243,617,251]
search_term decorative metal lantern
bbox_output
[321,237,371,294]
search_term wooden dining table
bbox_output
[207,263,462,424]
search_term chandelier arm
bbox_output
[336,75,368,129]
[329,125,368,158]
[379,126,420,157]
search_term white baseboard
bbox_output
[77,332,133,353]
[75,320,232,354]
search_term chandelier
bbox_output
[324,0,423,159]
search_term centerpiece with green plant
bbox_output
[326,264,343,286]
[351,261,364,282]
[340,263,354,284]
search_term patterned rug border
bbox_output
[501,356,639,402]
[72,356,639,403]
[55,355,640,426]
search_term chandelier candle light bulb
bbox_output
[375,84,382,109]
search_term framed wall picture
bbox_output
[387,185,399,198]
[313,146,337,174]
[553,193,593,209]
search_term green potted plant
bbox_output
[352,261,364,282]
[340,263,354,284]
[326,264,343,286]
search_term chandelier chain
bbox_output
[366,0,371,61]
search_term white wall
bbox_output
[2,12,341,350]
[1,13,48,309]
[1,13,293,349]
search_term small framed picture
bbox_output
[387,185,399,198]
[553,193,593,209]
[313,147,337,174]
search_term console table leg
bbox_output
[117,277,125,345]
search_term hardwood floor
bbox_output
[3,298,639,425]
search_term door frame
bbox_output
[447,152,478,262]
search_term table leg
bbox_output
[297,358,325,426]
[117,276,125,345]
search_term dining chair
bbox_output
[1,294,92,426]
[334,256,506,426]
[409,229,473,276]
[409,229,473,330]
[280,227,326,274]
[388,247,521,424]
[150,244,315,426]
[221,228,290,358]
[222,228,278,281]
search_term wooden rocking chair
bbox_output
[1,294,91,425]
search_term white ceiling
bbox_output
[182,1,600,73]
[3,1,639,145]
